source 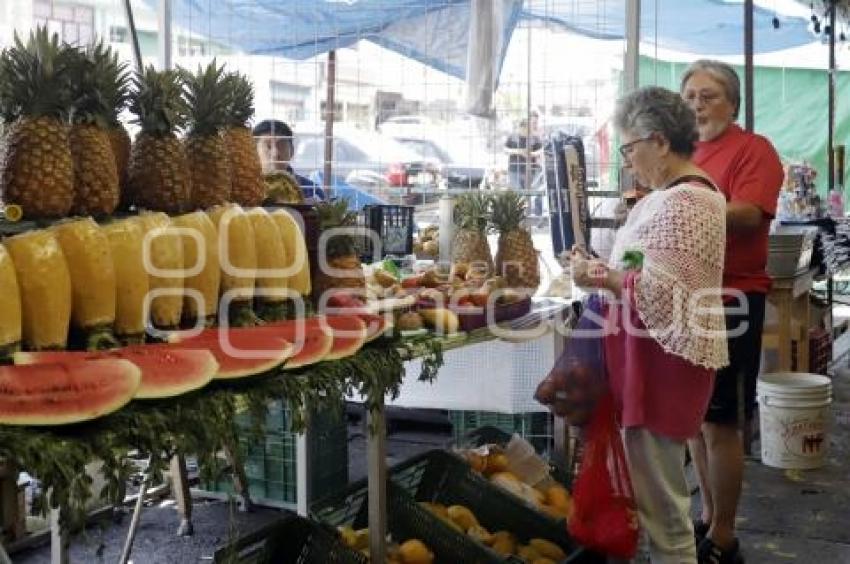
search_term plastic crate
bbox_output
[205,400,348,508]
[360,204,414,262]
[312,478,503,564]
[450,411,553,455]
[213,514,366,564]
[390,450,602,563]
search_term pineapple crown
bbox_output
[490,191,528,233]
[225,71,255,128]
[0,27,75,123]
[67,40,126,128]
[453,192,492,233]
[129,65,189,136]
[317,200,360,258]
[89,41,131,126]
[181,59,230,136]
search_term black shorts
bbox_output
[704,292,766,425]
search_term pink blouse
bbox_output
[603,272,715,441]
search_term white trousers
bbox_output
[620,427,696,564]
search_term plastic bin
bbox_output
[449,410,553,455]
[204,400,348,508]
[360,204,414,262]
[390,450,602,563]
[212,514,366,564]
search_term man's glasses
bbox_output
[683,91,723,106]
[618,136,653,158]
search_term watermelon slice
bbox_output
[166,330,294,379]
[355,313,394,342]
[0,359,140,425]
[172,324,332,372]
[304,315,368,360]
[14,347,218,400]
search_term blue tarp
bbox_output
[152,1,818,80]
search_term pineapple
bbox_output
[137,212,185,329]
[264,172,305,204]
[270,209,312,297]
[89,42,132,209]
[207,203,257,326]
[127,66,191,214]
[102,218,149,343]
[0,244,22,359]
[172,211,221,324]
[224,72,265,207]
[66,43,120,216]
[247,207,290,321]
[183,61,231,208]
[313,201,365,299]
[52,218,119,349]
[5,230,72,351]
[452,192,494,276]
[491,191,540,293]
[0,28,75,218]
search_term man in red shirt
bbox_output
[681,60,784,564]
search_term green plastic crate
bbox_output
[390,450,604,564]
[449,410,553,455]
[312,479,503,564]
[213,514,366,564]
[205,400,348,507]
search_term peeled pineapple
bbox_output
[172,211,220,323]
[207,204,257,325]
[102,218,149,343]
[5,230,72,350]
[51,218,118,348]
[270,209,311,297]
[0,244,23,357]
[137,212,185,328]
[246,207,289,320]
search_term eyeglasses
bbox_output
[618,136,653,158]
[683,91,723,106]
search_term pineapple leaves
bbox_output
[181,59,230,136]
[129,65,189,136]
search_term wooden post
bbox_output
[224,439,254,513]
[323,50,337,198]
[170,454,193,536]
[0,462,24,543]
[367,401,388,563]
[49,503,68,564]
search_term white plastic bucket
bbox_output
[757,372,832,470]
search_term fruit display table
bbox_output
[0,342,417,564]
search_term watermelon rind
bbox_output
[0,359,140,426]
[14,348,219,400]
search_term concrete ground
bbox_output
[11,369,850,563]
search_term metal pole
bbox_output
[118,475,149,564]
[829,1,836,191]
[524,19,532,194]
[323,50,337,198]
[744,0,754,131]
[122,0,144,72]
[158,0,173,71]
[624,0,640,93]
[367,401,388,564]
[49,503,68,564]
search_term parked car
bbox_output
[290,127,441,205]
[393,136,487,190]
[377,114,434,139]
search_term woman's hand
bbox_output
[570,245,625,296]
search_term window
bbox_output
[32,1,93,46]
[109,26,128,44]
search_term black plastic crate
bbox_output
[360,204,414,262]
[312,478,503,564]
[213,514,366,564]
[390,450,603,564]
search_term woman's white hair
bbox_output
[614,86,698,157]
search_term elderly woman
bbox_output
[571,86,729,563]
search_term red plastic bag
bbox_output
[534,295,608,426]
[567,392,639,559]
